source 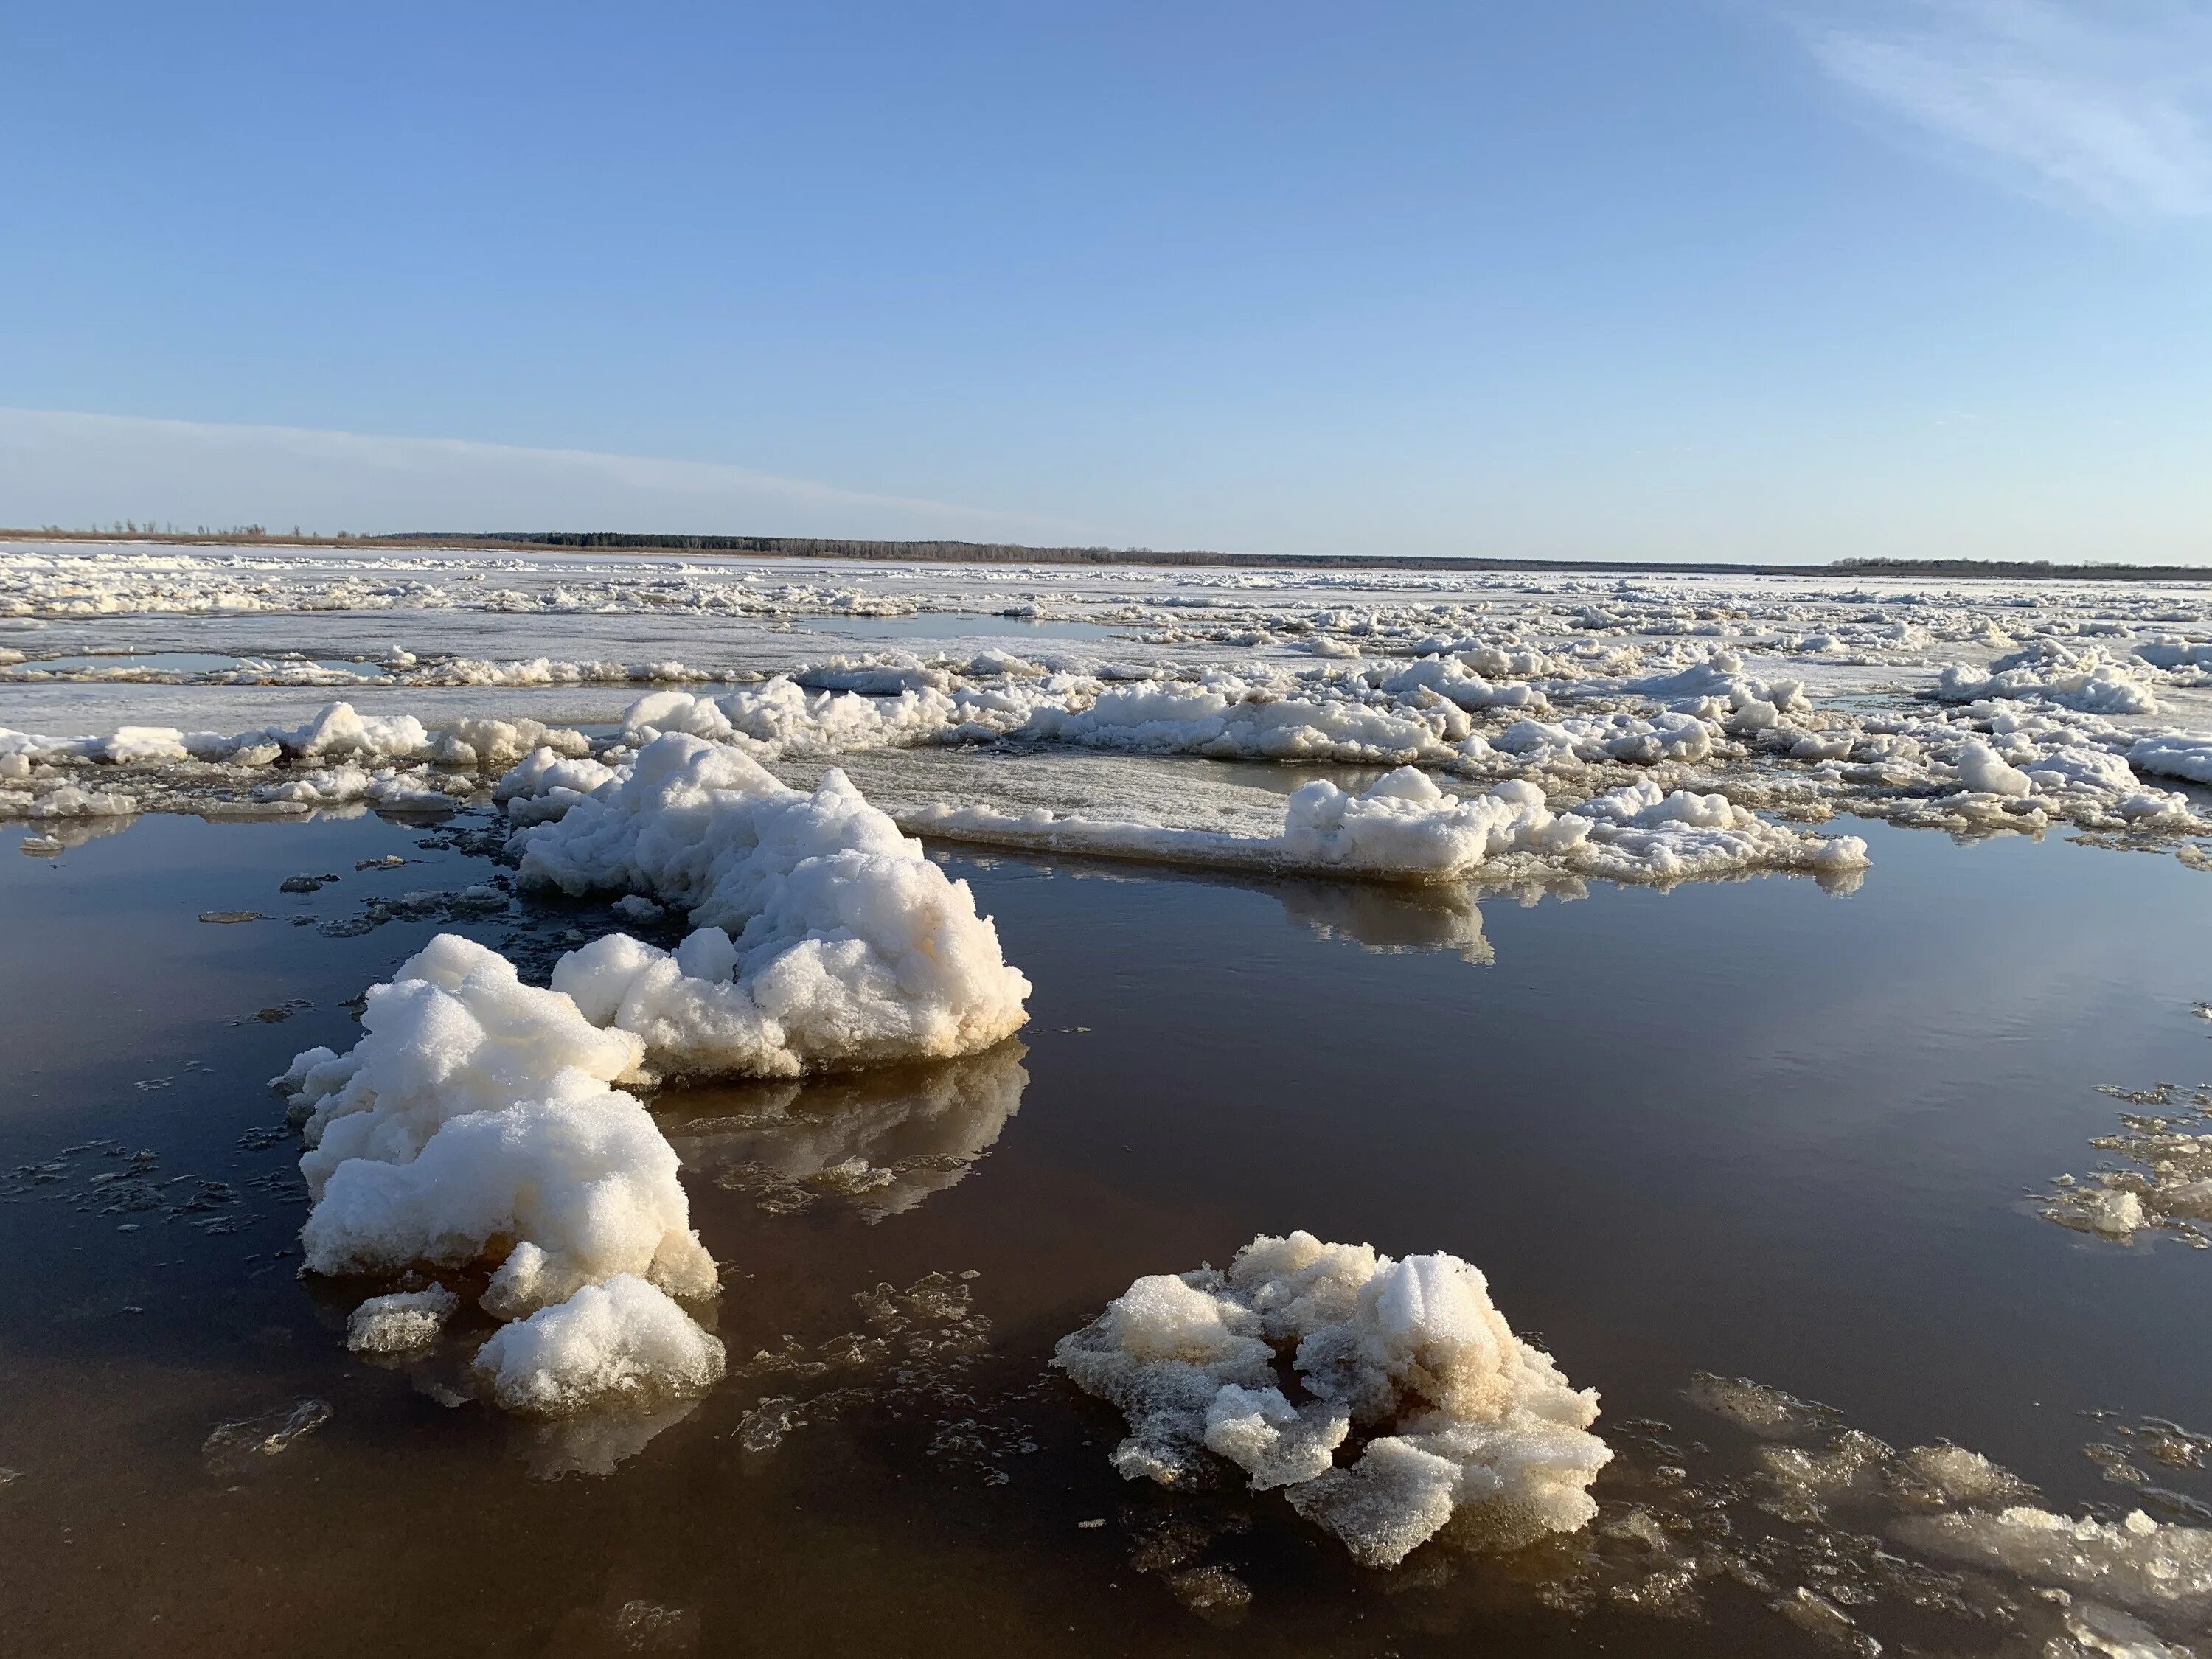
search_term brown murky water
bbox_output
[3,810,2209,1656]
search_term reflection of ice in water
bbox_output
[661,1042,1028,1222]
[1278,880,1497,964]
[519,1395,705,1481]
[15,815,139,855]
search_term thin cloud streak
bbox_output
[1795,0,2212,217]
[0,408,1107,543]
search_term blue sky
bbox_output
[3,1,2210,561]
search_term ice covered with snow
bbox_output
[904,765,1868,888]
[4,549,2208,885]
[516,734,1031,1076]
[1056,1231,1610,1567]
[473,1273,727,1414]
[280,934,721,1413]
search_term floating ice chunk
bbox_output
[517,735,1030,1075]
[1625,653,1808,717]
[1204,1385,1351,1489]
[1377,657,1545,712]
[493,746,618,805]
[277,701,430,761]
[2129,734,2212,787]
[345,1287,459,1353]
[1896,1441,2039,1509]
[1056,1231,1610,1567]
[427,716,591,771]
[4,782,139,818]
[1955,741,2034,797]
[1930,646,2163,715]
[288,933,646,1192]
[301,1077,714,1315]
[1899,1506,2212,1622]
[905,766,1865,888]
[1055,1271,1277,1484]
[284,931,719,1394]
[1023,681,1454,765]
[1285,1436,1464,1568]
[203,1398,334,1475]
[254,765,372,807]
[101,726,192,764]
[473,1273,726,1413]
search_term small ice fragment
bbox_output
[472,1274,726,1414]
[202,1398,333,1475]
[346,1287,459,1354]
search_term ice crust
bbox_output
[281,934,722,1414]
[1054,1231,1611,1568]
[515,734,1032,1077]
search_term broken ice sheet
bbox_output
[2040,1082,2212,1248]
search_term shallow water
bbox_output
[1,811,2208,1655]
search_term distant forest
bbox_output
[4,525,2206,580]
[424,533,2208,582]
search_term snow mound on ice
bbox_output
[514,733,1030,1075]
[473,1273,727,1414]
[1056,1231,1610,1567]
[282,933,647,1192]
[282,935,720,1412]
[1931,645,2164,716]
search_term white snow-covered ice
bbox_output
[1055,1231,1611,1567]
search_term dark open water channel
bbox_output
[1,811,2207,1656]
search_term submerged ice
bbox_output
[1055,1231,1610,1568]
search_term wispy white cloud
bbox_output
[1794,1,2212,217]
[0,408,1103,543]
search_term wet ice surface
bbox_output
[4,809,2212,1655]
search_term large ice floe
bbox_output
[903,766,1868,887]
[1054,1231,1612,1568]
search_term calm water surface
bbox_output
[1,811,2207,1656]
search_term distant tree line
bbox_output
[4,525,2205,581]
[411,532,1227,566]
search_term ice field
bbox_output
[3,539,2211,1656]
